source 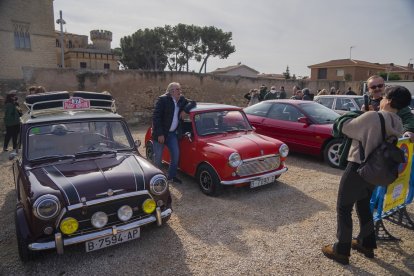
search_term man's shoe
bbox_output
[322,245,349,265]
[168,177,182,184]
[351,239,374,258]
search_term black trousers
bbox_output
[334,162,377,256]
[4,124,20,150]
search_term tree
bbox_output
[379,72,401,81]
[196,26,235,74]
[283,66,291,79]
[120,28,169,70]
[119,24,235,72]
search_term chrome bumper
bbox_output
[29,208,172,252]
[220,167,288,185]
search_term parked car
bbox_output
[314,95,364,114]
[144,103,289,196]
[244,100,341,168]
[12,91,172,261]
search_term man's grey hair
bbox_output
[166,82,181,93]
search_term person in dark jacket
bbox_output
[279,86,287,99]
[151,82,196,183]
[3,92,21,152]
[302,88,312,101]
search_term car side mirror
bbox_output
[134,140,141,148]
[298,117,310,125]
[184,132,192,142]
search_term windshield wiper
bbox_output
[75,149,117,158]
[30,154,75,163]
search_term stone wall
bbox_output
[15,67,364,127]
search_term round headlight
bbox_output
[150,174,168,195]
[142,199,156,214]
[279,143,289,158]
[228,152,243,167]
[60,217,79,235]
[117,205,133,222]
[33,195,61,220]
[91,211,108,228]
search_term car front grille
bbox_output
[236,155,280,177]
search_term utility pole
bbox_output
[56,10,66,68]
[349,46,355,60]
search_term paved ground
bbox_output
[0,126,413,275]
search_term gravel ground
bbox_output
[0,126,413,275]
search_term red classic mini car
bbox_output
[12,92,171,261]
[144,103,289,196]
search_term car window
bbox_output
[28,121,134,160]
[316,97,334,109]
[195,110,252,136]
[335,98,355,111]
[268,104,304,122]
[300,102,340,124]
[354,97,364,108]
[244,102,272,117]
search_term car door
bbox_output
[260,103,319,154]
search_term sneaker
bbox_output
[351,239,374,258]
[3,148,8,152]
[168,177,182,184]
[322,244,349,265]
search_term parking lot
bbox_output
[0,125,413,275]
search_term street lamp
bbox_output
[56,10,66,68]
[349,46,355,60]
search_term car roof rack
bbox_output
[24,91,117,117]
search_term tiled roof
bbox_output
[211,64,259,74]
[379,63,414,73]
[308,59,385,69]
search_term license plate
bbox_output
[85,227,140,252]
[250,175,276,188]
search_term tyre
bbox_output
[324,139,342,168]
[196,164,221,196]
[145,142,154,163]
[15,211,35,262]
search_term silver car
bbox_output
[314,95,364,114]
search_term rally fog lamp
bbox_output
[91,211,108,228]
[117,205,133,222]
[279,144,289,158]
[142,199,156,214]
[228,152,242,168]
[60,217,79,235]
[33,194,61,220]
[150,174,168,195]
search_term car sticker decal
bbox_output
[43,166,81,205]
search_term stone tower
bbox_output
[90,30,112,51]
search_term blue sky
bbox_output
[54,0,414,77]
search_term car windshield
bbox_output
[27,121,133,161]
[354,97,364,108]
[300,103,340,124]
[195,110,252,136]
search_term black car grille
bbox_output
[61,194,153,237]
[236,155,280,176]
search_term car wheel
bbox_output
[15,212,35,262]
[196,164,221,196]
[324,139,341,168]
[145,142,154,163]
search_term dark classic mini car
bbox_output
[244,100,341,168]
[144,103,289,196]
[12,91,172,261]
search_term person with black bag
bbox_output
[322,86,411,265]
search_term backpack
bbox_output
[357,113,406,186]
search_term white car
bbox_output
[314,95,364,114]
